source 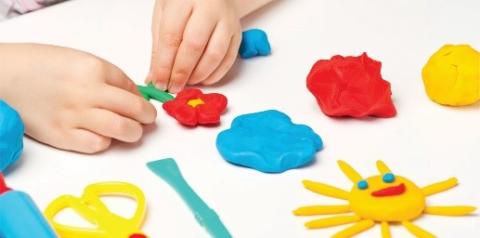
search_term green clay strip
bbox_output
[147,158,232,238]
[137,84,174,103]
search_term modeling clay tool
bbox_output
[147,158,232,238]
[0,173,57,238]
[44,182,147,238]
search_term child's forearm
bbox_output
[234,0,276,18]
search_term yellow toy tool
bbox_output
[294,161,476,238]
[44,182,147,238]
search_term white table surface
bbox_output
[1,0,479,237]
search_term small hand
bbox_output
[147,0,242,93]
[0,43,157,153]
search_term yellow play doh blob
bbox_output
[294,161,476,238]
[422,44,480,106]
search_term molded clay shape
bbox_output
[294,160,476,237]
[163,88,227,127]
[422,44,480,106]
[216,110,323,173]
[307,53,397,118]
[239,29,271,59]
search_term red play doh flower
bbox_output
[307,53,397,118]
[162,88,228,126]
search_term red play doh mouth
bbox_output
[129,234,147,238]
[371,183,406,197]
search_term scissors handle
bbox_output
[83,182,146,225]
[44,182,146,238]
[44,195,106,238]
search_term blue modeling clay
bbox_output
[0,100,24,172]
[239,29,271,59]
[216,110,323,173]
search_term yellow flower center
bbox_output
[187,98,205,108]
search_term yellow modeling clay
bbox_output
[422,44,480,106]
[294,161,476,238]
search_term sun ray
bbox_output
[422,177,458,196]
[338,160,364,183]
[402,221,436,238]
[376,161,392,174]
[381,222,391,238]
[293,205,351,216]
[302,180,350,200]
[304,215,361,229]
[425,206,476,216]
[331,219,375,238]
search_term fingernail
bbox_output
[155,81,167,91]
[168,84,183,93]
[187,77,201,86]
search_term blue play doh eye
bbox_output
[357,180,368,190]
[383,173,395,183]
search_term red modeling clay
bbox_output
[371,183,406,197]
[307,53,397,118]
[0,174,10,194]
[129,234,147,238]
[163,88,228,126]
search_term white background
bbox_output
[1,0,479,237]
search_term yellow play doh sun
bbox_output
[422,44,480,106]
[293,161,476,238]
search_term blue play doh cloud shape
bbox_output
[216,110,323,173]
[239,29,271,59]
[0,100,24,172]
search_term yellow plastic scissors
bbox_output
[44,182,148,238]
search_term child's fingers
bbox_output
[80,108,143,143]
[168,10,217,93]
[150,2,192,90]
[188,23,231,85]
[202,32,241,85]
[104,63,140,96]
[147,0,164,84]
[67,129,111,154]
[96,85,157,124]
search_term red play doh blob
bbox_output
[163,88,228,126]
[307,53,397,118]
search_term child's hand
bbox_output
[147,0,242,93]
[0,43,157,154]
